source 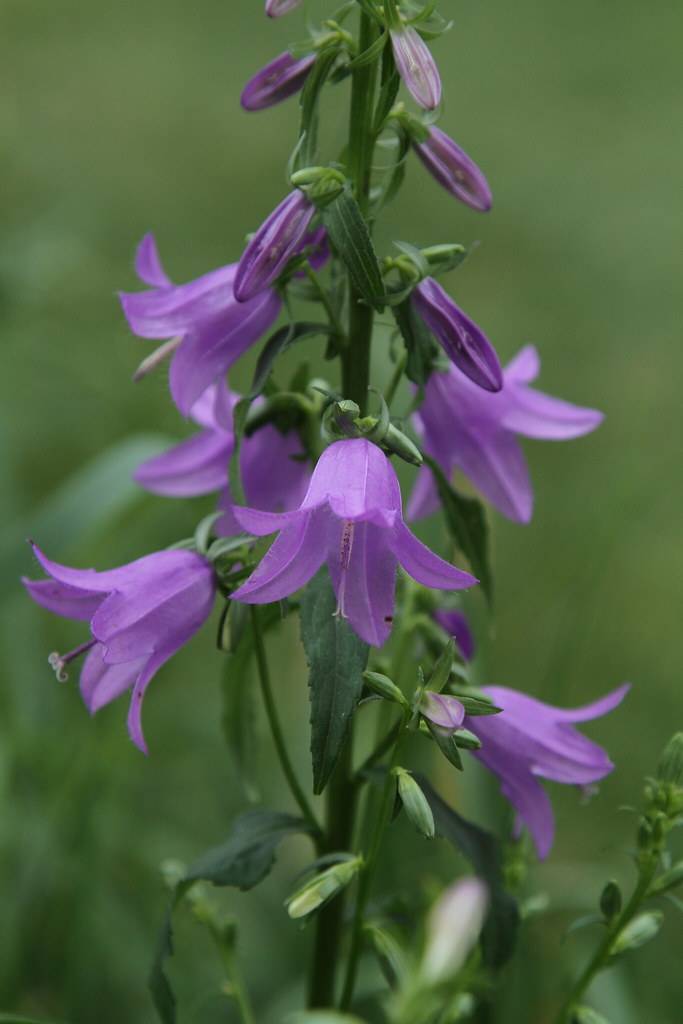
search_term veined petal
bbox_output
[80,644,144,713]
[407,463,441,521]
[484,746,555,860]
[391,521,477,591]
[134,430,232,497]
[232,509,328,604]
[504,344,540,384]
[452,425,533,524]
[30,544,207,595]
[189,378,238,432]
[390,26,442,110]
[502,387,604,440]
[233,504,307,537]
[303,439,401,525]
[134,233,172,288]
[326,522,397,647]
[241,425,310,512]
[413,126,492,212]
[22,576,104,621]
[234,191,315,302]
[241,51,315,111]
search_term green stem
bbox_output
[554,857,659,1022]
[250,608,322,841]
[210,924,256,1024]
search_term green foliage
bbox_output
[250,321,333,397]
[322,190,385,311]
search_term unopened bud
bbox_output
[420,877,489,984]
[363,671,409,709]
[420,691,465,731]
[599,880,622,921]
[421,243,469,274]
[286,856,362,919]
[394,767,435,839]
[657,732,683,786]
[610,911,662,957]
[290,166,346,205]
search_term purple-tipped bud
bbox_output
[390,27,442,111]
[433,608,475,661]
[265,0,302,17]
[412,278,503,392]
[414,126,492,212]
[234,190,315,302]
[241,51,316,112]
[420,691,466,731]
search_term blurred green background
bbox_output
[2,0,681,1021]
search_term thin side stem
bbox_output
[250,607,322,840]
[210,924,256,1024]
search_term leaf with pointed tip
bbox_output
[322,190,385,311]
[250,322,333,398]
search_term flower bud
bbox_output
[364,670,409,709]
[420,877,489,984]
[390,26,442,111]
[241,51,315,111]
[411,277,503,392]
[420,691,465,731]
[414,126,492,211]
[610,911,662,957]
[599,879,622,921]
[265,0,302,17]
[420,243,468,276]
[656,732,683,786]
[394,767,435,839]
[235,190,315,302]
[286,857,362,919]
[290,166,346,205]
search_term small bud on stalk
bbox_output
[241,51,315,111]
[286,856,363,919]
[394,767,435,839]
[390,26,442,111]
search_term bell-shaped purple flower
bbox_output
[22,545,216,753]
[390,26,442,110]
[241,51,316,111]
[466,683,630,858]
[409,345,604,523]
[414,126,492,212]
[231,439,477,647]
[434,607,475,661]
[235,190,315,302]
[134,379,311,534]
[265,0,302,16]
[411,278,503,392]
[120,234,281,415]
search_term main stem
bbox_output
[308,9,380,1009]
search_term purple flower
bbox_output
[234,190,315,303]
[231,438,477,646]
[22,545,216,752]
[466,683,629,858]
[390,26,442,110]
[241,51,316,111]
[434,607,475,661]
[409,345,604,523]
[414,126,492,212]
[411,278,503,392]
[421,691,466,730]
[134,379,311,534]
[265,0,302,16]
[120,234,281,416]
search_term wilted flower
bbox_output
[265,0,302,16]
[414,126,492,212]
[134,379,310,534]
[23,545,216,752]
[434,607,475,661]
[241,51,316,111]
[411,278,503,392]
[467,683,630,858]
[420,877,489,983]
[409,345,604,523]
[390,26,442,110]
[231,438,477,646]
[234,190,315,302]
[120,234,281,415]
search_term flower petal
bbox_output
[241,425,311,512]
[504,344,540,384]
[232,509,328,604]
[502,387,604,440]
[119,264,237,339]
[80,644,144,713]
[452,425,534,524]
[391,521,477,590]
[30,544,207,594]
[326,522,397,647]
[433,608,475,661]
[304,439,401,526]
[134,430,232,497]
[406,463,441,521]
[134,233,172,288]
[476,740,556,859]
[22,576,104,620]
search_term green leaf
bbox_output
[418,778,520,969]
[300,569,369,794]
[250,321,333,398]
[364,921,410,988]
[570,1008,611,1024]
[426,637,455,693]
[322,190,385,312]
[150,811,312,1024]
[295,47,339,169]
[423,454,493,605]
[286,1014,368,1024]
[347,29,388,70]
[391,298,438,394]
[228,397,251,506]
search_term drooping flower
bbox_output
[411,278,503,392]
[134,378,310,534]
[413,126,492,212]
[390,26,442,110]
[234,190,315,303]
[231,438,477,646]
[120,234,281,415]
[241,51,316,111]
[265,0,302,16]
[466,683,630,858]
[409,346,604,523]
[22,545,217,752]
[434,607,475,661]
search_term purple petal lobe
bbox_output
[134,430,232,497]
[390,27,442,110]
[303,439,401,527]
[234,191,315,302]
[391,521,477,591]
[241,51,315,111]
[134,233,172,288]
[414,127,492,211]
[241,424,311,513]
[504,344,540,384]
[232,510,328,604]
[265,0,302,15]
[433,608,475,661]
[23,576,104,621]
[326,521,397,647]
[421,691,466,730]
[80,644,144,714]
[120,263,237,339]
[501,388,604,440]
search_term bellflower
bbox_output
[22,545,216,753]
[234,190,315,302]
[231,438,477,647]
[134,378,310,534]
[434,607,475,661]
[467,683,630,858]
[265,0,302,15]
[409,346,604,523]
[411,277,503,392]
[120,234,281,415]
[414,126,492,212]
[390,26,442,110]
[241,51,316,111]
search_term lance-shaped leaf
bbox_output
[424,454,493,605]
[300,569,369,793]
[418,778,520,969]
[250,321,333,397]
[322,190,385,311]
[392,298,438,393]
[150,810,313,1024]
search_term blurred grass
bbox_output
[1,0,681,1021]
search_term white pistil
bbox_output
[335,520,356,619]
